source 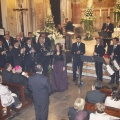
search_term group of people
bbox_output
[68,81,120,120]
[0,16,120,120]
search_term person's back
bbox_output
[85,90,106,103]
[85,81,106,104]
[105,88,120,109]
[90,112,111,120]
[75,110,89,120]
[2,69,12,82]
[11,73,28,86]
[29,73,52,103]
[28,64,52,120]
[89,102,112,120]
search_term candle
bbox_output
[116,13,117,22]
[108,8,110,16]
[100,8,102,17]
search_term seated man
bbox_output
[85,81,106,104]
[11,65,29,95]
[2,63,15,82]
[89,102,112,120]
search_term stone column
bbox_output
[71,0,82,23]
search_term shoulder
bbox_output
[81,42,85,45]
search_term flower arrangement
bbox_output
[80,0,95,40]
[114,0,120,27]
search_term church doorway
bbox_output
[50,0,61,26]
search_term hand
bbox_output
[20,48,24,54]
[107,29,109,32]
[63,67,65,71]
[11,93,17,97]
[1,51,6,55]
[30,49,35,53]
[93,52,97,55]
[77,51,80,54]
[52,65,53,69]
[12,68,16,73]
[104,29,106,32]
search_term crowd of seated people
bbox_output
[68,81,120,120]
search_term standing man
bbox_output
[28,64,52,120]
[108,37,120,85]
[71,35,85,82]
[24,38,36,72]
[101,16,114,53]
[65,18,74,50]
[0,39,6,67]
[11,40,25,67]
[37,33,51,76]
[93,37,105,81]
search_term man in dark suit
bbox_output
[101,16,114,53]
[0,39,6,67]
[11,40,25,67]
[71,35,85,82]
[37,34,51,76]
[93,37,105,81]
[2,63,13,82]
[85,81,106,104]
[28,64,52,120]
[108,37,120,85]
[3,34,14,65]
[24,38,36,72]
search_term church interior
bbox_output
[0,0,120,120]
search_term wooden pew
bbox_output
[100,88,112,96]
[0,100,11,120]
[84,102,120,118]
[2,81,32,112]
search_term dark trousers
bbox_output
[103,39,111,53]
[25,60,35,73]
[110,71,119,84]
[34,102,49,120]
[73,57,83,80]
[39,56,50,76]
[95,62,103,81]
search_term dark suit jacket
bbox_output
[94,45,105,57]
[85,90,106,104]
[11,73,28,87]
[101,22,114,38]
[11,47,23,66]
[0,45,6,67]
[2,70,13,82]
[68,107,89,120]
[65,21,74,32]
[71,42,85,58]
[108,45,120,64]
[28,73,52,105]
